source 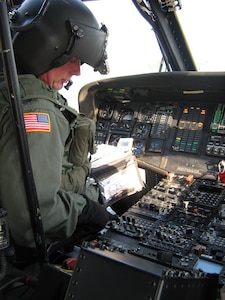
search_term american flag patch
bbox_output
[24,112,51,132]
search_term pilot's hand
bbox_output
[77,196,111,229]
[74,197,117,244]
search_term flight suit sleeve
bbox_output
[61,157,91,193]
[61,113,95,194]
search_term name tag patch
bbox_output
[24,112,51,132]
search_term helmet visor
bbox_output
[53,21,109,75]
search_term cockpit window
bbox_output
[61,0,225,108]
[177,0,225,71]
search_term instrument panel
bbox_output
[96,100,177,154]
[94,97,224,179]
[78,72,225,179]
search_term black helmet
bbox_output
[10,0,109,75]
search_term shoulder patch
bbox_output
[24,112,51,132]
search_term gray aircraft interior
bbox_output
[0,0,225,299]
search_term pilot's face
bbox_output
[39,57,81,90]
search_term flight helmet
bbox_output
[10,0,109,75]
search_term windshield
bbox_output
[178,0,225,72]
[61,0,225,109]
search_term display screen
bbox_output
[194,258,223,274]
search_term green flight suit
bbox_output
[0,74,95,248]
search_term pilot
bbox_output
[0,0,112,249]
